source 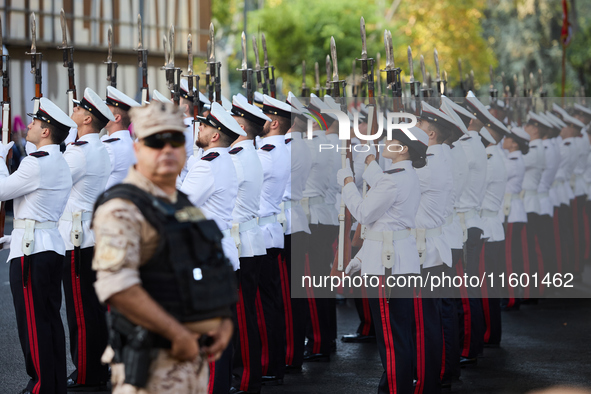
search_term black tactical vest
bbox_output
[93,183,237,322]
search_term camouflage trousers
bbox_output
[110,349,208,394]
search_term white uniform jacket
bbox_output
[101,129,136,190]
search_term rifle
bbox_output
[434,49,446,97]
[301,61,310,98]
[329,36,352,275]
[458,58,466,97]
[161,25,181,105]
[26,13,43,113]
[420,55,432,99]
[351,60,358,100]
[489,65,498,109]
[1,15,12,241]
[513,74,522,126]
[325,55,332,96]
[237,32,254,104]
[406,47,421,115]
[538,69,547,111]
[314,62,321,97]
[183,34,200,142]
[382,30,404,112]
[252,36,264,94]
[136,14,149,103]
[58,9,76,116]
[105,26,118,89]
[261,33,273,97]
[205,24,221,105]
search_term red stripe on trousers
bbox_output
[22,257,42,394]
[208,361,215,394]
[255,290,269,375]
[413,290,425,394]
[456,261,471,357]
[360,285,372,336]
[71,251,87,384]
[573,199,581,272]
[379,279,397,394]
[553,208,563,273]
[304,254,321,354]
[583,204,591,260]
[479,244,491,343]
[236,286,251,391]
[534,236,545,296]
[522,226,531,300]
[505,224,515,307]
[278,252,294,365]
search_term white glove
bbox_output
[0,235,11,250]
[0,141,14,160]
[354,143,376,165]
[345,256,362,275]
[337,158,354,187]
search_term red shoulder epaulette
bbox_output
[261,144,275,152]
[229,147,243,155]
[29,151,49,158]
[72,141,88,146]
[103,138,120,143]
[201,151,220,161]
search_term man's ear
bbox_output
[114,113,122,123]
[40,127,51,139]
[211,131,221,143]
[83,114,93,125]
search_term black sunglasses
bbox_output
[142,132,186,149]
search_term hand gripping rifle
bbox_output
[237,32,254,104]
[0,15,12,241]
[105,26,118,89]
[300,60,309,98]
[405,47,421,115]
[136,14,149,103]
[434,49,446,97]
[162,25,182,105]
[26,13,43,113]
[261,33,274,97]
[183,34,200,138]
[381,30,404,112]
[58,9,77,116]
[327,36,352,275]
[205,24,221,105]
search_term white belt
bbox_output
[522,189,538,198]
[13,219,58,229]
[363,228,411,269]
[308,196,325,206]
[364,228,411,242]
[538,192,550,199]
[14,219,58,256]
[412,227,443,238]
[481,209,499,218]
[236,218,259,232]
[221,229,232,238]
[552,180,564,188]
[283,201,292,211]
[60,211,93,222]
[258,214,277,226]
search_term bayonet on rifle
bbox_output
[58,9,77,115]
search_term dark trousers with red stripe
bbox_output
[305,224,334,356]
[285,232,309,368]
[441,250,461,385]
[10,252,67,394]
[62,247,109,385]
[502,222,526,309]
[369,276,414,394]
[349,244,375,338]
[232,257,262,392]
[457,227,485,359]
[412,267,443,394]
[209,327,234,394]
[257,247,286,378]
[572,195,587,274]
[480,241,504,346]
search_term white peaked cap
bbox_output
[420,101,463,134]
[105,86,140,110]
[231,94,271,126]
[29,97,77,131]
[286,92,313,120]
[198,102,246,138]
[510,126,530,141]
[479,127,496,144]
[440,97,469,134]
[73,87,116,123]
[152,89,173,104]
[262,94,292,119]
[199,91,211,105]
[409,126,429,146]
[527,111,553,129]
[559,111,586,129]
[543,112,567,129]
[552,103,569,119]
[574,103,591,116]
[441,95,475,120]
[308,94,338,121]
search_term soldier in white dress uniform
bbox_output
[61,87,115,390]
[0,98,75,394]
[103,86,140,189]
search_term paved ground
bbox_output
[1,215,591,393]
